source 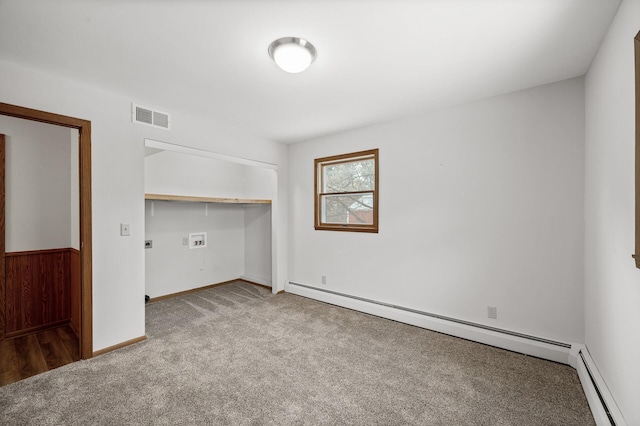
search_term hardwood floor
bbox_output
[0,324,80,386]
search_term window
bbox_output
[314,149,379,233]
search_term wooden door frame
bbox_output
[0,135,4,343]
[0,102,92,359]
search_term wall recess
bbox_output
[188,232,207,249]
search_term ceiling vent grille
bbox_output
[132,104,171,130]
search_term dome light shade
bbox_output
[268,37,316,73]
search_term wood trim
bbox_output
[0,135,5,340]
[315,149,378,165]
[92,335,146,357]
[0,103,88,129]
[78,122,92,359]
[0,103,93,359]
[68,321,79,339]
[318,190,374,197]
[238,279,273,291]
[69,248,80,338]
[5,320,70,339]
[145,193,271,204]
[635,31,640,268]
[148,279,239,303]
[5,248,71,257]
[314,148,379,233]
[148,278,273,303]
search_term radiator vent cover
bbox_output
[132,104,171,130]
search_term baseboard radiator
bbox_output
[287,281,627,426]
[576,348,627,426]
[287,282,570,360]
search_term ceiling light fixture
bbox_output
[268,37,317,74]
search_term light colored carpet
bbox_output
[0,281,594,425]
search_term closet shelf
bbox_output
[145,193,271,204]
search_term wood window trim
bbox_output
[314,149,379,233]
[0,102,93,358]
[635,31,640,268]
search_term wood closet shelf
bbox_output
[145,193,271,204]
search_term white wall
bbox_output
[145,151,250,199]
[144,201,245,298]
[288,77,586,345]
[1,115,74,252]
[145,149,278,201]
[0,58,288,351]
[145,150,275,293]
[70,129,79,250]
[244,204,272,285]
[584,0,640,423]
[242,166,275,286]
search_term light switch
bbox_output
[120,223,131,236]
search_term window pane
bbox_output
[321,193,374,225]
[322,158,375,194]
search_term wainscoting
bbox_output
[69,249,80,336]
[4,248,80,338]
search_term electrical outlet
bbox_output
[321,275,327,285]
[120,223,130,236]
[487,306,497,319]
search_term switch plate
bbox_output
[145,240,152,249]
[321,275,327,285]
[120,223,131,236]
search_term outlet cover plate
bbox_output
[487,306,497,319]
[188,232,207,249]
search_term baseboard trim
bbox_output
[239,274,272,288]
[286,281,574,364]
[149,278,273,303]
[149,279,240,303]
[69,321,80,339]
[575,346,626,426]
[93,335,146,357]
[5,319,70,339]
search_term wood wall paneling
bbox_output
[69,249,80,337]
[4,249,73,337]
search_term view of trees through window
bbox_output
[322,159,374,224]
[315,149,378,232]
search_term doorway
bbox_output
[0,103,92,383]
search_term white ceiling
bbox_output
[0,0,622,144]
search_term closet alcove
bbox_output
[144,140,276,300]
